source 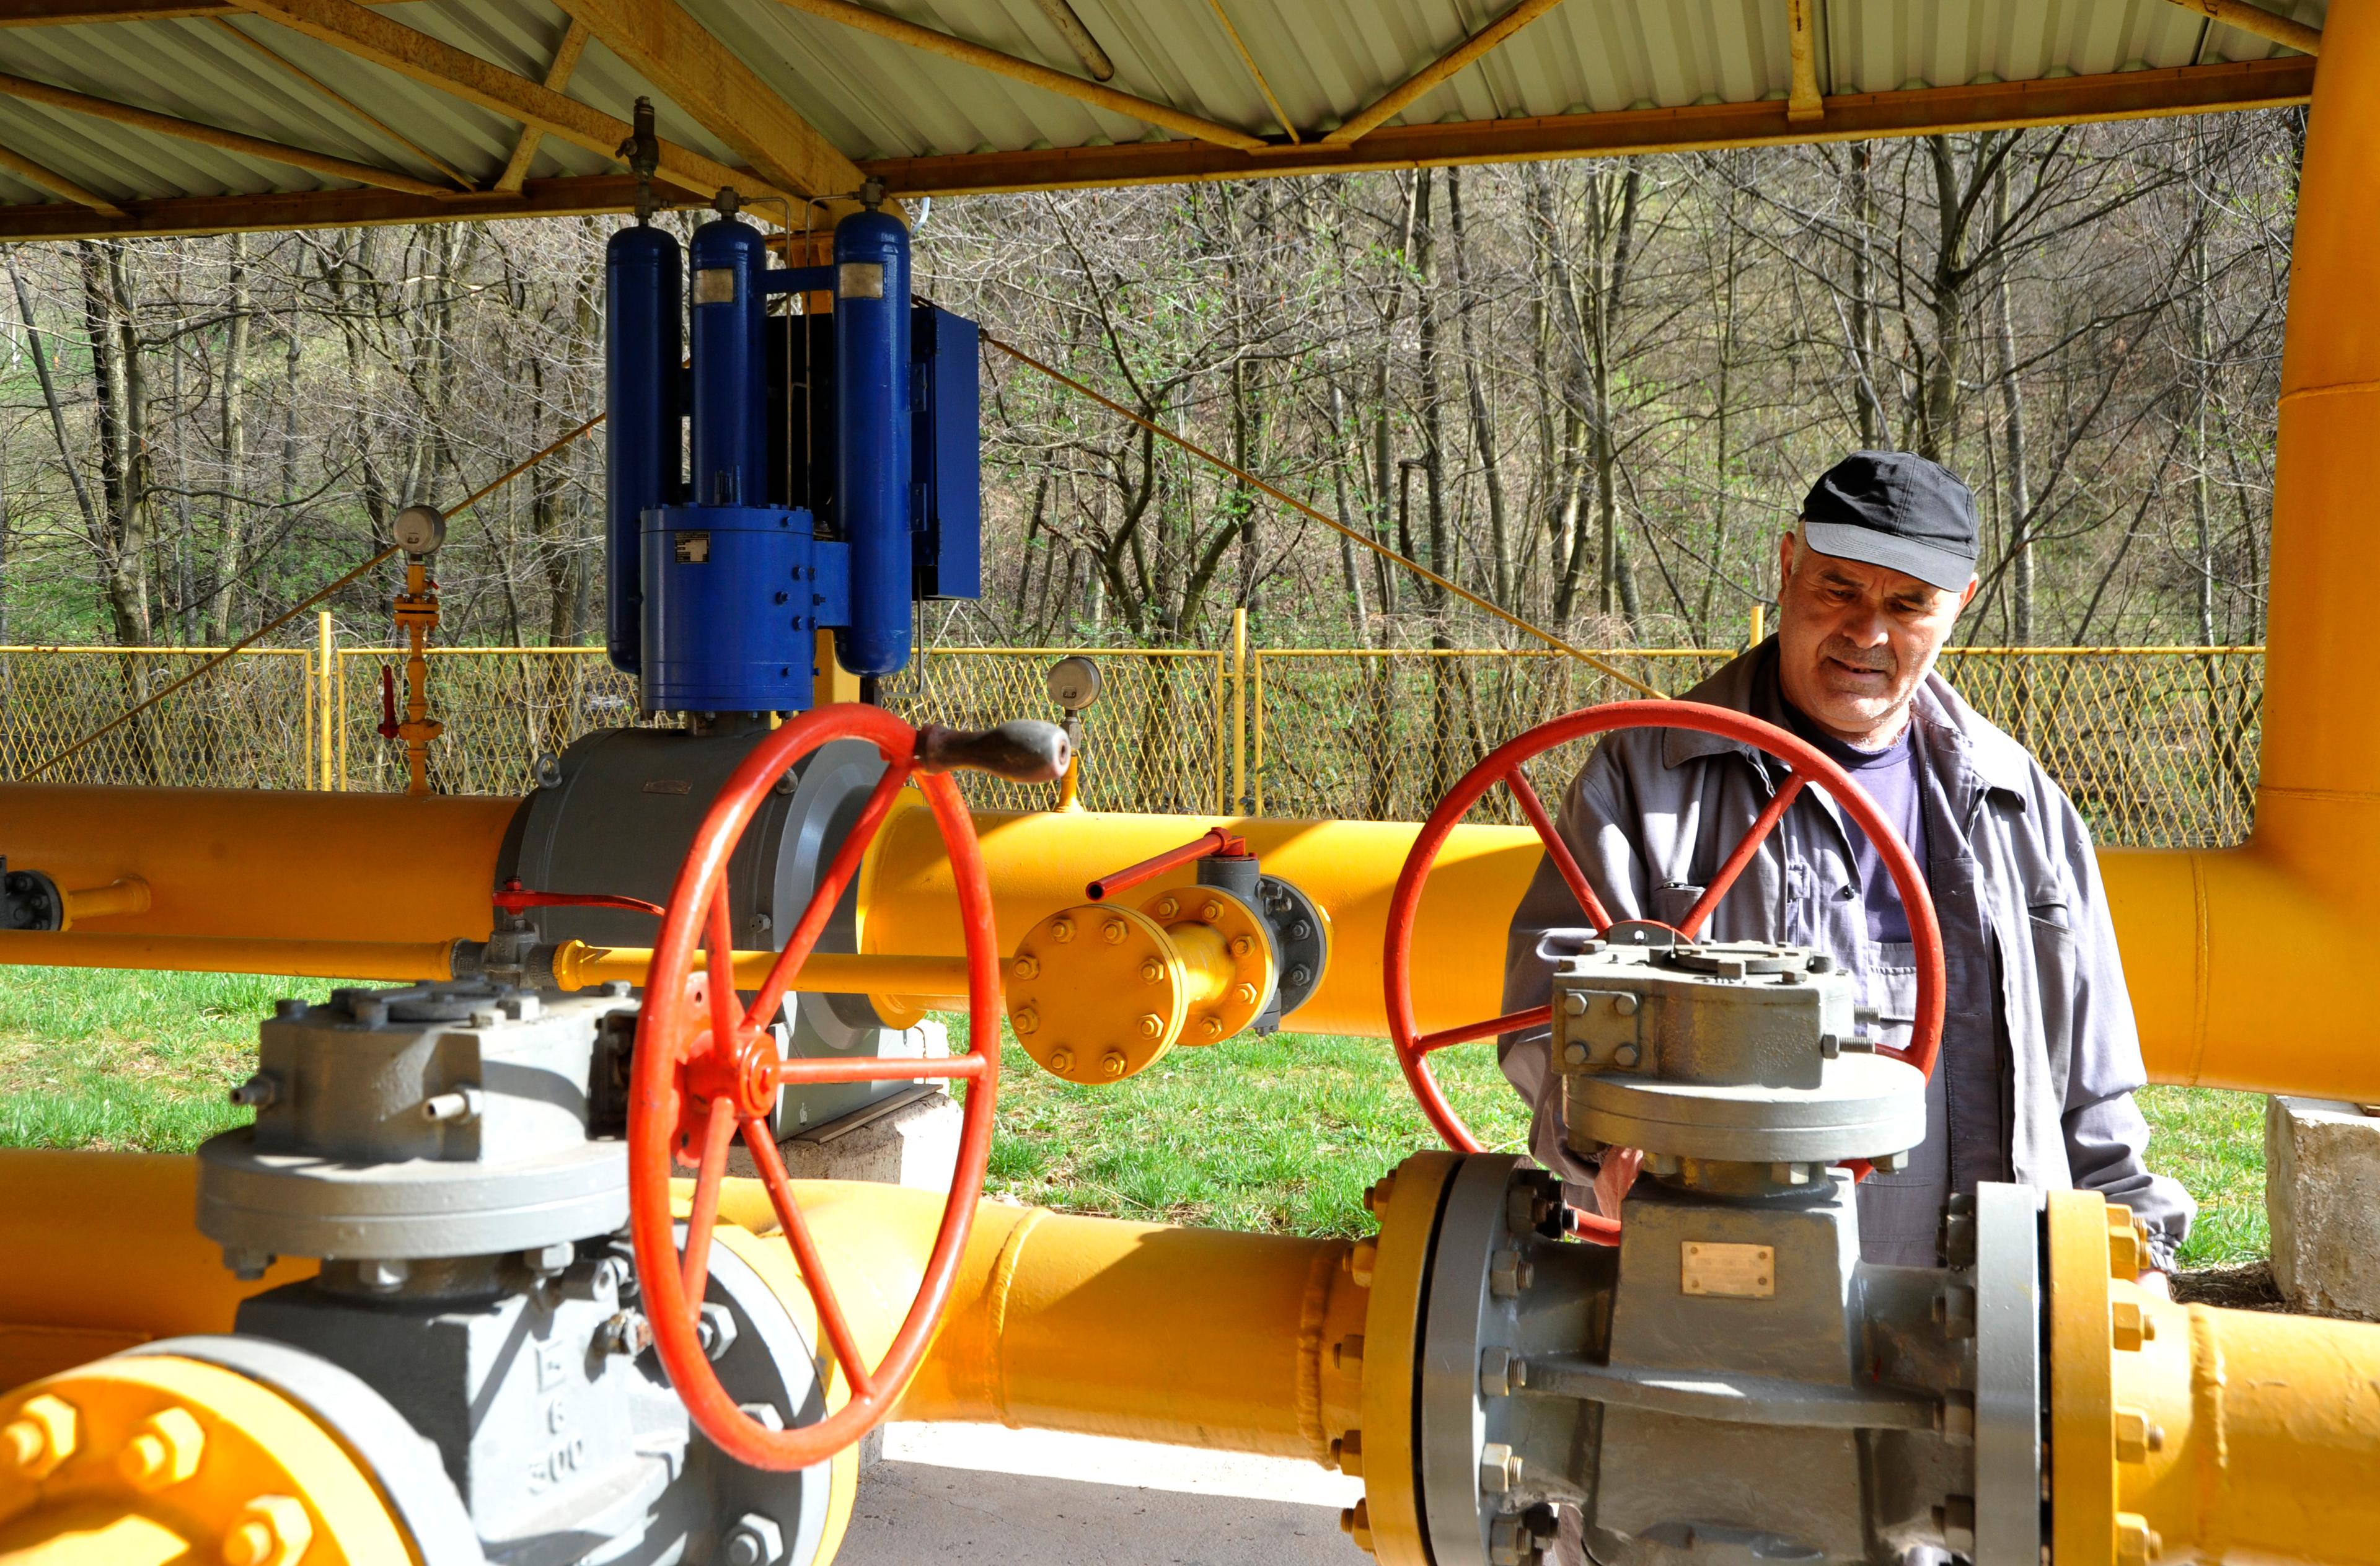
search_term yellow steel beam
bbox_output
[554,0,863,201]
[0,170,684,240]
[224,0,788,205]
[0,139,120,213]
[493,14,587,195]
[767,0,1268,152]
[2170,0,2321,56]
[1320,0,1570,146]
[1203,0,1298,143]
[0,68,454,197]
[866,56,2314,195]
[1785,0,1823,124]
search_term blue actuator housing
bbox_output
[602,224,681,676]
[640,506,850,714]
[832,208,913,677]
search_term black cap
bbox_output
[1799,452,1979,593]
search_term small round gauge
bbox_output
[1046,655,1102,711]
[392,504,448,556]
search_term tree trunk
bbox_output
[1448,167,1512,607]
[209,232,252,644]
[1991,168,2035,643]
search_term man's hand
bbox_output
[1593,1146,1645,1217]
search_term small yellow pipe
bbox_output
[1162,920,1235,1011]
[55,878,149,930]
[549,940,971,1001]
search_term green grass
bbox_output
[0,969,2267,1265]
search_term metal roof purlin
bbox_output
[551,0,861,198]
[1204,0,1298,142]
[223,0,783,201]
[1786,0,1822,123]
[209,14,480,188]
[1321,0,1572,146]
[2171,0,2321,55]
[769,0,1267,152]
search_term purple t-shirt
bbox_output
[1782,701,1929,943]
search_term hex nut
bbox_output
[1230,934,1254,957]
[1330,1429,1364,1476]
[1100,1050,1127,1078]
[2116,1512,2162,1566]
[119,1407,205,1491]
[1938,1392,1976,1445]
[222,1494,312,1566]
[596,1311,654,1357]
[1612,1043,1642,1068]
[1936,1496,1977,1553]
[1049,918,1075,944]
[1332,1334,1365,1371]
[1201,1016,1225,1040]
[1479,1441,1519,1494]
[1611,993,1640,1016]
[3,1394,76,1478]
[1347,1239,1378,1288]
[1139,957,1164,984]
[1562,1042,1589,1066]
[1362,1174,1396,1216]
[697,1303,739,1360]
[1101,917,1128,944]
[1561,992,1588,1017]
[1199,900,1223,922]
[723,1511,787,1566]
[1154,897,1180,920]
[2111,1299,2156,1352]
[524,1241,574,1277]
[2106,1205,2144,1279]
[1341,1499,1375,1555]
[1013,954,1041,981]
[1013,1007,1041,1036]
[2115,1406,2165,1464]
[1233,982,1258,1005]
[1137,1013,1164,1038]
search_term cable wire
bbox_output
[981,333,1663,700]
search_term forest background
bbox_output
[0,110,2299,660]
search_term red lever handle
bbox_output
[1085,827,1250,902]
[493,878,666,918]
[376,666,399,739]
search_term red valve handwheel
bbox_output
[628,704,1002,1472]
[1382,700,1946,1234]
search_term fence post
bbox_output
[1230,607,1248,817]
[317,611,333,791]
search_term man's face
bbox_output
[1774,529,1977,745]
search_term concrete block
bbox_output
[2265,1096,2380,1321]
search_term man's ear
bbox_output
[1957,573,1980,610]
[1777,530,1797,595]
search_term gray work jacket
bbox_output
[1499,641,2192,1269]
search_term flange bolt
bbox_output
[1340,1499,1375,1555]
[1139,957,1164,983]
[1049,1047,1075,1073]
[722,1511,787,1566]
[3,1395,76,1479]
[1137,1013,1164,1038]
[221,1495,311,1566]
[2116,1513,2163,1566]
[1100,1050,1127,1078]
[120,1407,205,1491]
[1049,918,1075,944]
[1013,1007,1040,1036]
[1101,918,1128,944]
[1013,954,1040,981]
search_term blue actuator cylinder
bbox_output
[832,209,913,676]
[603,224,681,675]
[688,216,770,509]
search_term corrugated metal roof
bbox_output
[0,0,2327,234]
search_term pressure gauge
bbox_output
[393,504,447,556]
[1046,656,1101,712]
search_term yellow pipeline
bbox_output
[0,784,514,945]
[0,1153,1367,1468]
[2086,5,2380,1100]
[2045,1189,2380,1566]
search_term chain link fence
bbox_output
[1,639,2263,849]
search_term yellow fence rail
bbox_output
[0,639,2263,849]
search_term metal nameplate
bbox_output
[1680,1241,1774,1298]
[838,261,886,299]
[692,266,735,304]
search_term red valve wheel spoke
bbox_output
[679,1096,739,1303]
[1383,699,1946,1249]
[1415,1003,1552,1057]
[739,1117,877,1399]
[629,703,1003,1473]
[1677,770,1809,939]
[1502,765,1612,930]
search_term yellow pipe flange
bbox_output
[1352,1150,1461,1565]
[1137,886,1279,1045]
[2048,1190,2137,1566]
[1005,905,1189,1084]
[0,1354,412,1565]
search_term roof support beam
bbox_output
[226,0,782,203]
[0,68,452,195]
[553,0,860,200]
[872,55,2317,195]
[0,140,121,212]
[1204,0,1297,141]
[0,170,668,239]
[0,0,236,23]
[1321,0,1569,145]
[769,0,1267,152]
[494,14,586,193]
[1786,0,1823,123]
[2169,0,2319,55]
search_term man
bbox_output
[1501,451,2191,1277]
